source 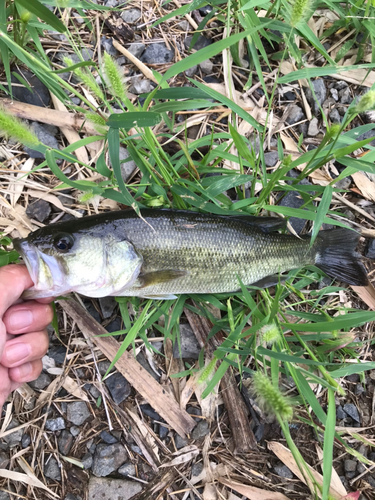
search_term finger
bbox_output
[1,330,49,368]
[0,365,12,411]
[0,266,34,317]
[3,302,54,334]
[9,359,43,384]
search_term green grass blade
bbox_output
[310,185,333,247]
[15,0,66,32]
[282,311,375,332]
[278,63,375,83]
[106,112,161,129]
[322,389,336,500]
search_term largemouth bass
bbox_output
[13,209,368,300]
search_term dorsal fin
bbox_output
[233,215,286,233]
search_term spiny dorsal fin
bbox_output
[233,215,286,233]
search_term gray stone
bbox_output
[264,151,279,167]
[104,371,131,404]
[29,371,51,389]
[125,43,145,61]
[191,420,210,440]
[185,65,198,77]
[357,129,375,146]
[274,465,294,478]
[25,122,60,159]
[0,492,10,500]
[48,345,67,365]
[70,426,80,437]
[339,87,352,105]
[344,459,357,472]
[199,59,214,74]
[88,477,142,500]
[306,79,327,114]
[184,35,211,51]
[67,402,91,426]
[173,323,201,359]
[141,43,174,64]
[0,451,9,468]
[343,403,360,423]
[192,462,204,477]
[278,177,312,234]
[46,417,66,432]
[136,351,160,380]
[22,434,31,448]
[345,471,356,479]
[100,430,118,444]
[98,360,112,376]
[175,434,188,449]
[90,385,101,398]
[335,177,351,190]
[92,443,128,477]
[329,108,341,123]
[82,452,93,470]
[177,20,191,30]
[99,296,117,319]
[65,495,82,500]
[26,199,51,222]
[330,88,339,101]
[129,77,154,94]
[108,146,137,183]
[10,69,50,107]
[57,49,94,64]
[355,384,365,396]
[366,239,375,259]
[357,462,366,474]
[58,430,74,455]
[308,117,320,137]
[2,419,23,448]
[101,37,118,57]
[105,0,118,5]
[118,462,136,477]
[335,81,348,91]
[44,456,61,481]
[121,8,141,24]
[72,12,85,24]
[285,104,305,125]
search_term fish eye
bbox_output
[53,233,75,253]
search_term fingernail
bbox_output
[4,343,31,364]
[8,310,33,332]
[12,362,32,380]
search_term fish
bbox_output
[13,209,368,300]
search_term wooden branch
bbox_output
[184,306,257,452]
[58,298,196,438]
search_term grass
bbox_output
[1,0,375,498]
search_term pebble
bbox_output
[88,477,142,500]
[125,43,145,61]
[136,351,160,381]
[335,81,348,91]
[108,146,137,182]
[44,456,61,481]
[308,117,320,137]
[46,417,66,432]
[278,176,312,234]
[264,151,279,167]
[330,88,339,101]
[140,404,161,421]
[72,12,85,24]
[335,177,351,190]
[82,452,93,470]
[184,35,211,51]
[121,8,141,24]
[118,462,136,477]
[344,459,357,472]
[365,239,375,259]
[92,443,128,477]
[192,420,210,440]
[339,87,352,105]
[185,65,198,77]
[104,372,131,404]
[329,108,342,123]
[128,77,154,94]
[0,493,10,500]
[192,462,204,477]
[343,403,360,423]
[274,464,294,479]
[355,384,365,396]
[67,401,91,426]
[285,104,305,125]
[26,199,51,223]
[307,78,327,114]
[0,451,9,468]
[100,430,118,444]
[48,345,67,365]
[177,20,191,30]
[11,69,51,107]
[175,434,188,449]
[25,122,59,159]
[29,371,51,390]
[58,430,74,455]
[70,426,80,437]
[141,43,174,64]
[173,323,201,359]
[21,434,31,448]
[101,36,118,57]
[187,406,202,422]
[99,297,117,319]
[2,419,23,448]
[357,129,375,146]
[105,0,118,5]
[199,60,214,74]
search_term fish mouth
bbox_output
[13,238,41,288]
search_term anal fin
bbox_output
[249,274,286,289]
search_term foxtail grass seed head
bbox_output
[328,124,341,138]
[288,0,315,27]
[0,109,40,147]
[259,322,281,346]
[354,90,375,114]
[85,112,108,134]
[63,57,105,102]
[198,358,216,384]
[252,371,293,421]
[103,52,127,103]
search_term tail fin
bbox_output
[314,229,368,286]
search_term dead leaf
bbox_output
[218,478,291,500]
[62,375,89,402]
[27,189,83,218]
[352,172,375,202]
[315,445,347,497]
[351,283,375,311]
[160,448,199,467]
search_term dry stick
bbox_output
[58,298,196,438]
[112,40,160,85]
[183,306,258,452]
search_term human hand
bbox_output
[0,265,53,410]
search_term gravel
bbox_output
[121,8,141,24]
[100,430,118,444]
[58,430,74,455]
[11,69,51,107]
[173,323,201,359]
[264,151,279,167]
[274,465,294,478]
[25,122,59,159]
[29,372,52,390]
[306,78,327,114]
[141,43,174,64]
[307,117,320,137]
[104,372,131,404]
[118,462,136,477]
[26,199,51,223]
[66,402,91,426]
[0,452,9,469]
[365,239,375,259]
[329,108,342,123]
[344,459,357,472]
[108,146,137,182]
[285,104,305,125]
[82,452,94,470]
[92,443,128,477]
[99,297,117,319]
[101,36,118,56]
[184,35,211,51]
[88,477,142,500]
[175,434,188,449]
[199,59,214,74]
[124,43,146,61]
[46,417,66,432]
[343,403,361,423]
[2,419,23,448]
[339,87,352,104]
[44,456,61,481]
[192,420,210,440]
[128,77,154,94]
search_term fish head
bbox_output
[14,224,142,299]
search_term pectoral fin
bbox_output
[249,274,287,289]
[138,269,187,288]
